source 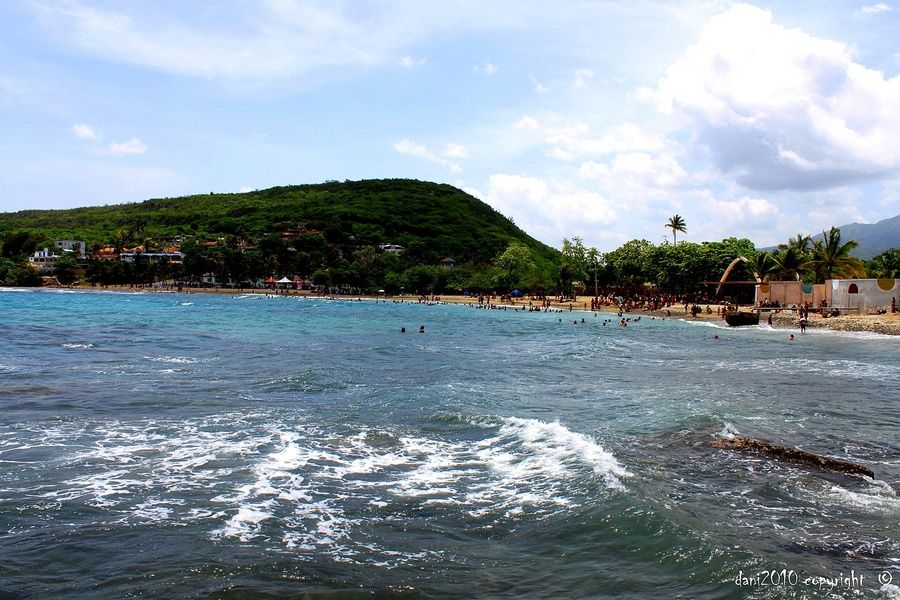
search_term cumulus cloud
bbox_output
[650,3,900,192]
[469,174,618,244]
[579,152,687,189]
[71,123,99,141]
[545,122,666,158]
[107,138,148,155]
[703,194,780,228]
[393,139,466,172]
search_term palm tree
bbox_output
[779,233,811,253]
[748,252,777,282]
[810,227,865,283]
[773,246,809,281]
[867,248,900,278]
[666,214,687,245]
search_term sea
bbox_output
[1,288,898,599]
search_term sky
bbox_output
[1,0,899,251]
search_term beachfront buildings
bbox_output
[54,240,87,258]
[756,279,898,312]
[28,248,61,270]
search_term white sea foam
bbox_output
[823,483,900,513]
[717,422,740,440]
[12,412,630,564]
[710,357,900,382]
[62,343,94,349]
[145,356,197,364]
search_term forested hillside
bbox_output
[0,179,558,268]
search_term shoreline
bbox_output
[16,283,900,336]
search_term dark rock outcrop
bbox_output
[709,436,874,478]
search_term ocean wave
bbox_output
[62,343,95,349]
[7,412,629,564]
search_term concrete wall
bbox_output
[755,281,826,308]
[831,279,898,312]
[756,279,899,312]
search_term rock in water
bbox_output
[708,436,874,478]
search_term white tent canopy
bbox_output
[276,277,293,284]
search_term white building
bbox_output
[379,243,405,256]
[756,279,898,312]
[28,248,61,270]
[830,279,898,312]
[54,240,86,258]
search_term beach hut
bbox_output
[263,276,276,290]
[276,276,292,290]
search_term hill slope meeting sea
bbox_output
[0,178,559,271]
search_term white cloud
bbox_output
[400,55,426,68]
[32,1,424,88]
[573,68,594,88]
[579,152,687,189]
[470,174,618,246]
[704,194,780,227]
[474,61,497,75]
[107,138,148,155]
[857,3,892,15]
[239,185,253,193]
[393,139,465,172]
[71,123,99,141]
[512,115,540,130]
[651,3,900,191]
[545,122,666,158]
[442,143,469,159]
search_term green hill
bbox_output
[0,179,559,268]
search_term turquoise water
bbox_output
[1,288,898,599]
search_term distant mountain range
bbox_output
[763,213,900,260]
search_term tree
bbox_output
[494,242,536,292]
[666,214,687,245]
[866,248,900,278]
[809,227,865,282]
[772,246,808,281]
[604,239,653,290]
[780,233,811,253]
[560,237,588,297]
[53,253,79,285]
[747,252,777,282]
[586,247,601,297]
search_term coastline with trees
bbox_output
[0,180,897,333]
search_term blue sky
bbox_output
[2,1,899,251]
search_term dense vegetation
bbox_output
[1,179,896,298]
